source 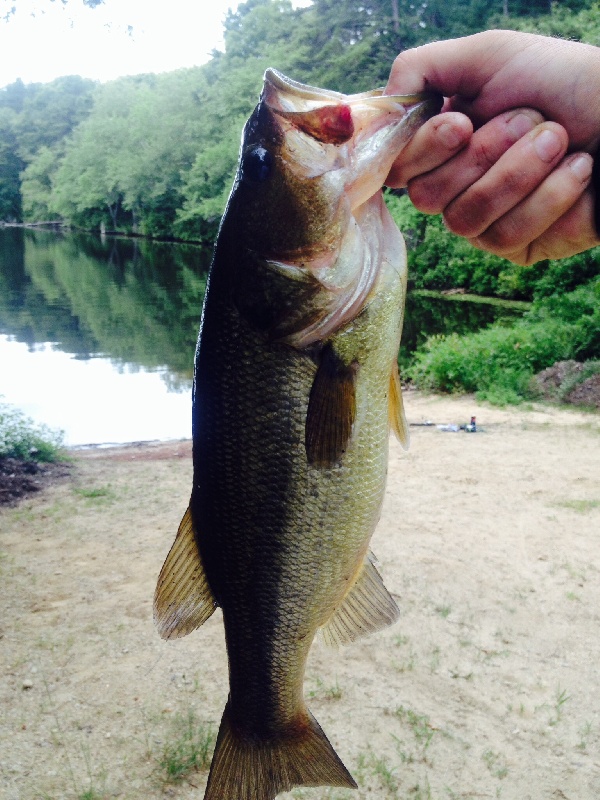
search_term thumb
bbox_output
[384,31,518,107]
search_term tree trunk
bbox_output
[391,0,399,33]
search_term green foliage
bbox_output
[52,72,214,236]
[0,75,95,222]
[491,1,600,45]
[3,0,599,237]
[158,710,215,784]
[20,146,58,221]
[400,289,526,369]
[0,397,64,462]
[386,193,515,297]
[9,0,591,233]
[407,279,600,404]
[0,106,23,220]
[526,279,600,360]
[12,75,95,163]
[527,249,600,300]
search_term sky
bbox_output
[0,0,308,90]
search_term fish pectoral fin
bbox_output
[204,701,356,800]
[389,363,410,449]
[153,505,217,640]
[305,344,358,468]
[321,551,399,647]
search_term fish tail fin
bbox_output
[204,701,357,800]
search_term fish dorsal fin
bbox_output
[305,344,358,468]
[320,552,399,647]
[389,364,410,450]
[153,506,217,640]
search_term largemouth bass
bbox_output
[154,70,441,800]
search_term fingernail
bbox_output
[533,128,563,163]
[506,112,538,139]
[568,153,593,182]
[437,121,466,150]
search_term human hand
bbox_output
[386,30,600,264]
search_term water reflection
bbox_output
[0,336,192,446]
[0,228,525,445]
[0,227,210,372]
[0,228,211,444]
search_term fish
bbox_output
[154,70,441,800]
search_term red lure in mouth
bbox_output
[273,102,354,145]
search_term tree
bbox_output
[490,1,600,44]
[0,106,23,220]
[5,0,600,235]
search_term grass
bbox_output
[73,485,116,504]
[356,751,399,798]
[577,721,593,751]
[157,709,215,784]
[38,674,109,800]
[481,749,509,780]
[0,396,64,462]
[555,499,600,513]
[550,687,571,726]
[394,705,437,756]
[74,486,113,499]
[392,634,416,673]
[307,676,343,701]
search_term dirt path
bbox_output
[1,393,599,800]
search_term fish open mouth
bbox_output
[262,68,442,168]
[263,67,442,120]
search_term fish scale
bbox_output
[154,69,442,799]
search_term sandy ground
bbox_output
[1,392,599,800]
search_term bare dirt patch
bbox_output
[1,394,599,800]
[534,360,600,409]
[0,457,71,507]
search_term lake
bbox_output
[0,228,525,445]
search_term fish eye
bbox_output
[241,146,272,184]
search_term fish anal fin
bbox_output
[204,701,356,800]
[305,344,358,468]
[321,551,400,647]
[153,505,217,640]
[389,363,410,450]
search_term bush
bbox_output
[406,279,600,405]
[0,398,64,462]
[407,320,574,403]
[526,279,600,360]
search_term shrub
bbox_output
[0,398,64,462]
